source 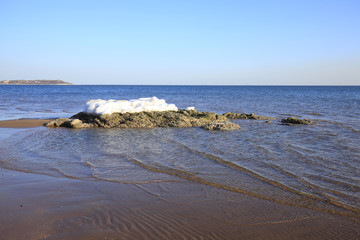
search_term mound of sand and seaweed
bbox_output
[44,97,312,130]
[45,109,244,130]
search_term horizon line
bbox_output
[69,84,360,86]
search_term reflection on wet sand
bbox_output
[1,169,359,240]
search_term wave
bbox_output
[0,126,359,221]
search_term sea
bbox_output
[0,85,359,220]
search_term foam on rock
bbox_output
[85,97,178,115]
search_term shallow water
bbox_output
[0,85,359,220]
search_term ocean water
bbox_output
[0,85,359,220]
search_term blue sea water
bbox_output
[0,85,359,220]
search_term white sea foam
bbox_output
[84,97,178,115]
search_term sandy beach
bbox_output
[1,168,359,240]
[1,121,360,239]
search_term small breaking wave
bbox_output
[1,124,360,221]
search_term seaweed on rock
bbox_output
[45,110,280,130]
[281,117,313,125]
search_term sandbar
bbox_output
[0,119,51,128]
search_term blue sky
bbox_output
[1,0,359,85]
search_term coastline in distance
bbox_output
[0,80,72,85]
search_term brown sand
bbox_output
[0,168,359,240]
[0,120,359,239]
[0,119,51,128]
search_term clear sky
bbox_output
[1,0,359,85]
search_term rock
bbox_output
[222,112,243,119]
[44,118,72,128]
[281,117,313,125]
[70,119,91,128]
[202,122,241,131]
[45,118,92,128]
[223,112,274,120]
[45,110,273,130]
[46,110,231,129]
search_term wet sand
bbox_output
[1,168,359,240]
[0,119,51,128]
[1,121,360,239]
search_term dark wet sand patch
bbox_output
[0,169,359,240]
[0,119,51,128]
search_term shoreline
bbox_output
[0,121,359,239]
[0,80,72,85]
[1,168,359,239]
[0,119,51,128]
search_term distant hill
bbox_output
[0,80,72,85]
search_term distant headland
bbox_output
[0,80,72,85]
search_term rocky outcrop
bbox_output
[45,110,280,130]
[45,110,235,129]
[223,112,274,120]
[281,117,313,125]
[202,122,241,131]
[45,118,92,128]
